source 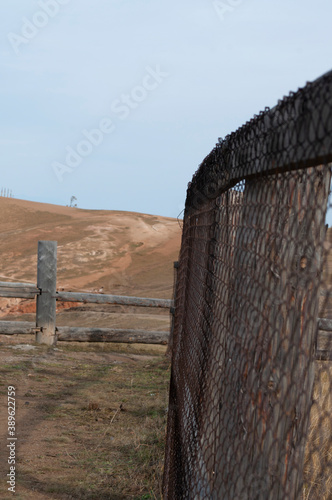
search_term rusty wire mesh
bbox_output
[163,71,332,499]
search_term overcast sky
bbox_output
[1,0,332,218]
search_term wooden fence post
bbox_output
[166,261,179,357]
[224,166,331,498]
[36,241,57,345]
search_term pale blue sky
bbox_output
[1,0,332,218]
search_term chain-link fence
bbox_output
[163,71,332,499]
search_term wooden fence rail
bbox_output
[55,291,172,309]
[0,240,331,355]
[0,281,40,299]
[0,241,173,346]
[0,321,169,344]
[56,327,169,344]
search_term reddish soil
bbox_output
[0,197,182,323]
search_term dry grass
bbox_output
[303,363,332,499]
[0,340,170,499]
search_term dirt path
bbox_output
[0,337,169,499]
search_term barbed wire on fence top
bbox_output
[164,70,332,500]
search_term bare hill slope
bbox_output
[0,198,182,299]
[0,198,330,329]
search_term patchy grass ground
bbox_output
[0,337,170,499]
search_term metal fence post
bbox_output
[36,241,57,345]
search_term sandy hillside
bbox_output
[0,197,330,326]
[0,198,182,297]
[0,198,182,329]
